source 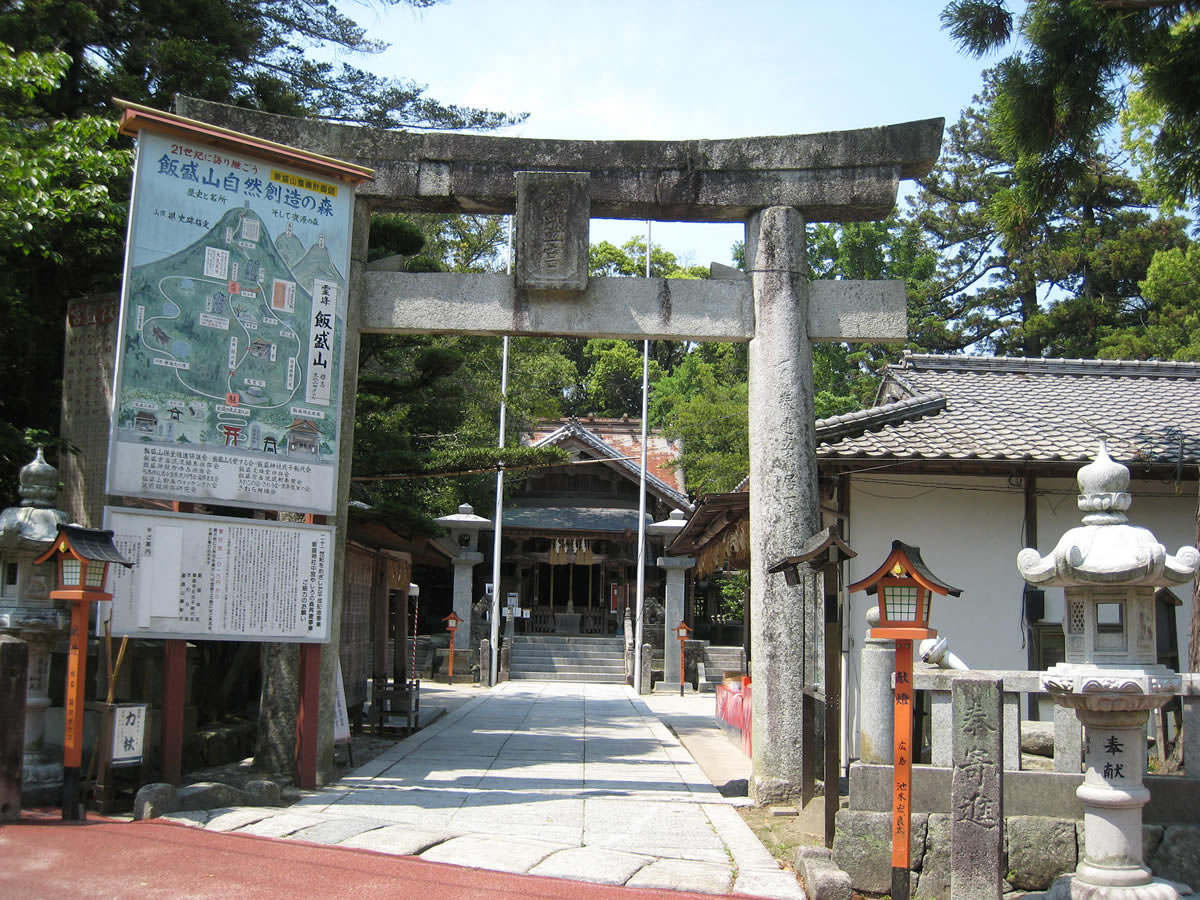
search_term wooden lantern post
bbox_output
[849,541,960,900]
[675,621,693,696]
[768,524,857,848]
[33,526,132,821]
[443,611,461,682]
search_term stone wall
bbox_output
[832,809,1200,897]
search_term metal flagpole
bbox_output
[632,221,651,693]
[489,217,513,686]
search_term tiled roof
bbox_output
[502,506,649,533]
[527,417,691,510]
[817,353,1200,471]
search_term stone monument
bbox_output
[1017,443,1199,899]
[0,450,70,804]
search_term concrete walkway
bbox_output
[163,682,803,898]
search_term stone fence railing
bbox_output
[912,665,1200,776]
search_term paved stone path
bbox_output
[163,682,804,898]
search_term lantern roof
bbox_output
[34,525,133,568]
[848,540,961,597]
[768,524,857,575]
[1017,442,1200,588]
[433,503,493,530]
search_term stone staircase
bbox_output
[698,644,746,692]
[508,635,627,683]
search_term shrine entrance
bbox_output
[171,96,942,804]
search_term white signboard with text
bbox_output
[102,507,333,643]
[106,130,353,515]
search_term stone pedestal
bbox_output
[859,607,895,764]
[451,552,484,643]
[658,555,695,687]
[1042,669,1188,900]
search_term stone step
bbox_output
[511,645,625,659]
[508,670,627,683]
[512,636,623,647]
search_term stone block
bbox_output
[243,779,282,806]
[832,808,926,895]
[176,781,249,811]
[1143,823,1164,862]
[1006,816,1076,891]
[1148,824,1200,890]
[916,812,951,900]
[133,782,178,820]
[515,171,589,291]
[799,856,852,900]
[1021,720,1055,758]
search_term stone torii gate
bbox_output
[175,97,942,803]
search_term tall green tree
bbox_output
[941,0,1200,223]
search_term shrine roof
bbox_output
[501,506,650,534]
[526,417,690,509]
[817,353,1200,475]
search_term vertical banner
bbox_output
[106,127,364,515]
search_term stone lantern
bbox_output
[1017,442,1199,900]
[0,449,70,804]
[433,503,492,644]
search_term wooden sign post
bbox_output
[849,541,961,900]
[675,621,693,696]
[34,526,132,821]
[443,612,461,682]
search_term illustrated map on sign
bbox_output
[117,203,343,458]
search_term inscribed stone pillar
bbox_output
[747,206,818,805]
[658,555,695,685]
[950,674,1004,900]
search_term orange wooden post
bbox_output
[891,638,915,899]
[675,621,692,697]
[61,598,90,818]
[34,526,132,821]
[443,613,461,682]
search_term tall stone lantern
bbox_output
[433,503,492,645]
[1017,443,1199,900]
[0,450,70,804]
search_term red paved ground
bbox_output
[0,811,727,899]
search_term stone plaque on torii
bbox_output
[173,97,943,802]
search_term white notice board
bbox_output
[102,506,334,643]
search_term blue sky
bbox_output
[349,0,995,267]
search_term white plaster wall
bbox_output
[839,472,1196,760]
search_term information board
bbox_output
[106,130,355,514]
[102,507,333,643]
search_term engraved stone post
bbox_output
[1,635,28,821]
[515,172,589,291]
[950,674,1004,900]
[747,206,817,805]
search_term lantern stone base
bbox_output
[21,748,63,806]
[1039,874,1193,899]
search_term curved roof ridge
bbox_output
[899,353,1200,379]
[816,391,947,444]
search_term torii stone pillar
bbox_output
[746,206,819,803]
[172,95,942,797]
